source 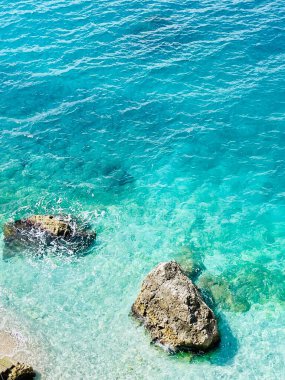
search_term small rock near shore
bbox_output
[132,261,220,352]
[0,357,35,380]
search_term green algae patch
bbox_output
[177,246,205,280]
[198,262,285,312]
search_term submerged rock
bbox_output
[100,163,134,193]
[198,262,285,313]
[3,215,96,258]
[198,274,250,313]
[0,357,35,380]
[178,246,206,280]
[102,164,134,188]
[132,261,220,353]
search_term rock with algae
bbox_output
[198,274,250,313]
[177,246,206,280]
[0,357,35,380]
[132,261,220,352]
[198,262,285,312]
[3,214,96,258]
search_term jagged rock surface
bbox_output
[8,363,35,380]
[132,261,220,352]
[0,357,35,380]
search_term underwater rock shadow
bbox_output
[175,247,238,365]
[34,370,42,380]
[101,163,134,189]
[209,312,238,366]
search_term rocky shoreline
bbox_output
[1,214,221,378]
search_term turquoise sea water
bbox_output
[1,0,285,378]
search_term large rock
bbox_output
[3,215,96,257]
[132,261,220,352]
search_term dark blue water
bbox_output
[0,0,285,378]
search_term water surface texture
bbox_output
[1,0,285,378]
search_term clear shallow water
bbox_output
[0,0,285,378]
